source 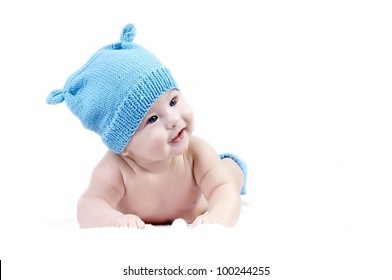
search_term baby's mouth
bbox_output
[170,128,186,144]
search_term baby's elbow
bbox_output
[76,197,90,228]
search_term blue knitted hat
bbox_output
[47,24,178,154]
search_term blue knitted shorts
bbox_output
[219,153,247,195]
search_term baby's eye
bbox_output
[170,97,178,107]
[147,115,158,124]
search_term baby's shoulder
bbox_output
[91,151,126,181]
[188,135,218,160]
[187,136,222,182]
[189,135,212,149]
[95,150,124,167]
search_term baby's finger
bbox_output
[126,221,139,228]
[190,217,204,228]
[117,221,130,227]
[135,219,146,229]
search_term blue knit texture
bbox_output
[47,24,178,153]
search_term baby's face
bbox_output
[121,89,194,162]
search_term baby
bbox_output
[47,24,247,228]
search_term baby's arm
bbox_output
[77,153,145,229]
[190,137,242,227]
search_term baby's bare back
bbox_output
[116,154,208,224]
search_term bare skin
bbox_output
[77,89,244,228]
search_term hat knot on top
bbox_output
[120,24,136,45]
[47,23,178,154]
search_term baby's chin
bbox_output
[167,146,189,159]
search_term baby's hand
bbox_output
[191,213,227,228]
[109,214,146,229]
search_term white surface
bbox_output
[1,0,392,279]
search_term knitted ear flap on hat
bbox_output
[47,24,178,154]
[47,78,87,105]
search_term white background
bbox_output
[0,0,391,279]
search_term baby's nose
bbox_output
[166,113,180,129]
